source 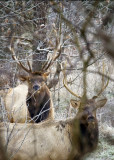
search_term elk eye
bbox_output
[33,85,40,91]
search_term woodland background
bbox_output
[0,1,114,159]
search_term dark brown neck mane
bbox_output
[27,85,51,123]
[70,109,98,160]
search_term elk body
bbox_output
[0,97,107,160]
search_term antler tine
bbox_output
[27,60,32,73]
[42,42,61,71]
[43,60,52,71]
[9,45,32,74]
[42,27,62,72]
[96,78,109,98]
[62,63,81,99]
[44,49,61,71]
[96,62,109,98]
[42,57,51,71]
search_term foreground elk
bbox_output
[3,40,62,123]
[0,74,108,160]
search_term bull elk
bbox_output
[3,36,62,123]
[0,73,108,160]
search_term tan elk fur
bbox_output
[4,81,30,123]
[0,98,107,160]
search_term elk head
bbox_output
[19,72,50,95]
[70,97,107,125]
[9,35,62,93]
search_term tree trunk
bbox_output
[32,1,48,72]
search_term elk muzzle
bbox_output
[87,115,95,122]
[33,84,40,91]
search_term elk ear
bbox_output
[70,99,80,108]
[96,98,107,108]
[19,75,28,82]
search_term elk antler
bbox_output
[9,37,43,75]
[62,63,81,99]
[42,27,62,71]
[9,46,32,74]
[95,62,109,98]
[96,79,109,97]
